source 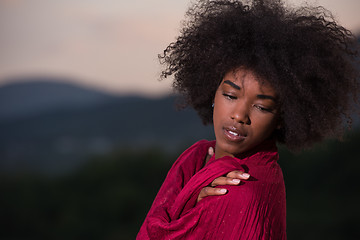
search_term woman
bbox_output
[137,0,359,239]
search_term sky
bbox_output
[0,0,359,97]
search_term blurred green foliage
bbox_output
[0,148,174,240]
[1,129,360,239]
[280,129,360,240]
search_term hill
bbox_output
[0,78,119,121]
[0,79,213,174]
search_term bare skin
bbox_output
[197,147,250,202]
[198,68,279,202]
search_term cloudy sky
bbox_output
[0,0,359,96]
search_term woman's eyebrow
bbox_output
[223,80,240,90]
[223,80,277,102]
[257,94,277,102]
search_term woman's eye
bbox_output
[223,93,236,100]
[254,104,273,113]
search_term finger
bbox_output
[205,147,214,163]
[208,147,214,157]
[197,187,227,202]
[210,176,241,187]
[226,170,250,179]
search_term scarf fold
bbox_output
[137,140,286,240]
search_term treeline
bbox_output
[1,130,360,240]
[0,148,174,240]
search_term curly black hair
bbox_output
[159,0,360,151]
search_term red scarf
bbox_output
[137,140,286,239]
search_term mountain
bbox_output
[0,78,121,121]
[0,79,213,175]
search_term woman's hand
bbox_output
[197,147,250,202]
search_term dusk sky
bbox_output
[0,0,359,97]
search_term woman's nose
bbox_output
[231,101,251,125]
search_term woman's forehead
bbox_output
[223,68,276,94]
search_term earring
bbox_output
[212,103,214,108]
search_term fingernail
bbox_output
[219,189,227,194]
[242,173,250,178]
[232,179,240,184]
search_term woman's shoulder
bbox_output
[188,139,215,152]
[168,139,215,177]
[176,139,215,163]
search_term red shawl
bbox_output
[137,140,286,240]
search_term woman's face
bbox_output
[213,68,280,159]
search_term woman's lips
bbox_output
[223,127,246,142]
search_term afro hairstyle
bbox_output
[159,0,360,151]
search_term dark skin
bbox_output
[197,68,280,202]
